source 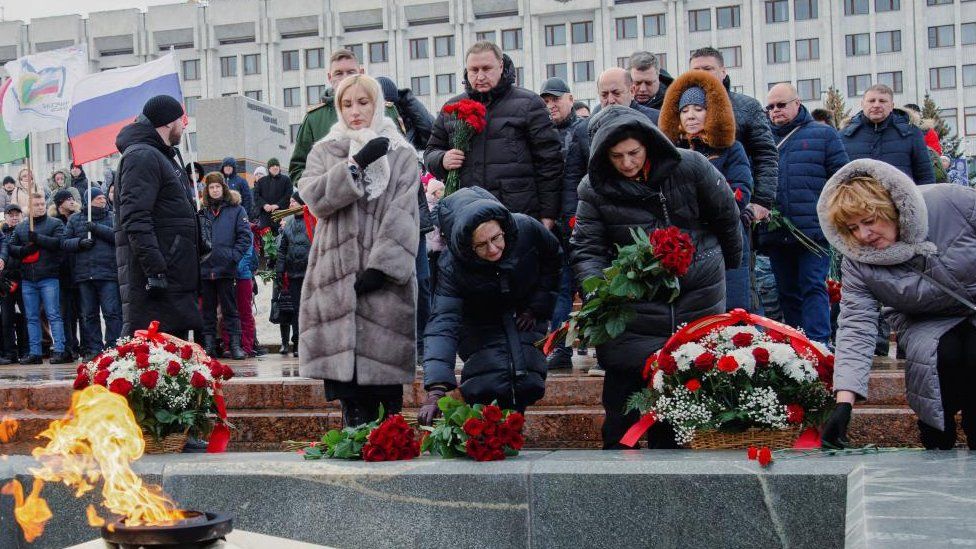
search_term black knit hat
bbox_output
[267,158,280,168]
[2,176,14,186]
[142,95,184,127]
[53,189,74,208]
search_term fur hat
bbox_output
[659,71,736,148]
[202,172,232,208]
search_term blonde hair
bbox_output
[334,74,381,118]
[826,175,899,242]
[16,168,32,183]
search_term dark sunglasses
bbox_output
[765,98,798,112]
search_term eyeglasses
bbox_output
[472,232,505,253]
[765,98,799,112]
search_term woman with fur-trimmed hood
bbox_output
[818,159,976,450]
[659,71,753,312]
[47,169,80,206]
[297,74,420,428]
[198,171,251,360]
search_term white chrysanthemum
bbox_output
[727,347,758,376]
[673,342,708,371]
[652,369,664,391]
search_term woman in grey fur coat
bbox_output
[297,74,420,427]
[818,158,976,450]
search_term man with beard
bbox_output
[114,95,202,339]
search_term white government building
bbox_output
[0,0,974,183]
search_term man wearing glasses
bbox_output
[759,83,849,345]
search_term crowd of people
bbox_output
[6,39,971,452]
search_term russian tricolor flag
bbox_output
[68,54,183,165]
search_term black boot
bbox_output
[278,343,289,355]
[229,334,246,360]
[202,335,218,358]
[340,400,370,428]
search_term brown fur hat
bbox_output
[658,71,736,148]
[202,171,241,208]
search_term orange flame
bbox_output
[26,385,186,528]
[86,504,106,527]
[1,479,53,542]
[0,415,18,443]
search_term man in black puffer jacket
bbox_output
[418,187,561,425]
[424,41,563,228]
[571,106,742,449]
[63,187,121,360]
[253,158,293,232]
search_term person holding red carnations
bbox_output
[570,105,742,449]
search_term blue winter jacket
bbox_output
[678,138,753,211]
[199,192,251,280]
[62,207,118,283]
[763,106,850,244]
[221,157,255,218]
[840,109,935,185]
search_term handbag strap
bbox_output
[775,126,801,150]
[908,264,976,314]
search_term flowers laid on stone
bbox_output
[542,226,695,353]
[421,396,525,462]
[73,321,233,445]
[747,445,774,467]
[297,411,421,462]
[440,98,487,196]
[623,309,835,447]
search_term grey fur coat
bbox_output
[297,137,420,385]
[817,159,976,429]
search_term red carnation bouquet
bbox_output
[421,396,525,461]
[440,98,487,196]
[541,226,695,352]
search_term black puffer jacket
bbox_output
[253,172,293,230]
[115,115,202,334]
[63,207,117,283]
[424,55,564,220]
[423,187,561,409]
[557,111,590,223]
[570,106,742,374]
[396,88,434,151]
[4,215,65,282]
[275,213,311,279]
[722,76,779,210]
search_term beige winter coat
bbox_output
[297,138,420,385]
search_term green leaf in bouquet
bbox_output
[154,409,178,424]
[332,438,358,459]
[303,446,323,460]
[605,315,627,339]
[581,276,604,294]
[322,429,344,447]
[504,447,519,457]
[438,395,461,414]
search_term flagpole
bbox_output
[185,136,200,211]
[27,130,33,232]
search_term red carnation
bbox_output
[694,352,716,371]
[135,352,150,369]
[180,345,194,360]
[731,332,754,347]
[166,360,181,376]
[222,365,235,381]
[93,369,110,386]
[136,343,150,355]
[505,412,525,431]
[97,356,113,369]
[649,226,696,277]
[747,445,759,460]
[482,405,502,423]
[73,374,89,391]
[140,370,160,390]
[685,379,701,392]
[657,352,678,375]
[752,347,770,367]
[164,343,178,353]
[208,361,223,379]
[768,330,789,344]
[786,403,804,424]
[117,343,133,357]
[109,378,133,396]
[190,371,207,388]
[717,356,739,373]
[757,446,773,467]
[76,363,87,375]
[463,418,484,437]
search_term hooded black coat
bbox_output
[570,106,742,374]
[114,115,202,335]
[63,207,118,283]
[424,55,564,220]
[423,187,561,409]
[220,157,255,218]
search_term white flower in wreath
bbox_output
[672,342,708,371]
[727,347,758,376]
[652,369,664,391]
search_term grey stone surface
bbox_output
[196,95,290,170]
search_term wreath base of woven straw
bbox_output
[143,431,189,454]
[688,428,799,450]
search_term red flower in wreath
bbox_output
[97,356,113,369]
[752,347,770,368]
[684,379,701,392]
[717,356,739,373]
[731,332,754,347]
[482,405,503,423]
[109,378,133,397]
[786,403,805,424]
[166,360,181,376]
[93,369,110,386]
[190,372,208,388]
[649,226,696,277]
[694,352,716,371]
[73,374,89,391]
[140,370,160,390]
[657,352,678,375]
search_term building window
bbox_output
[688,9,711,32]
[283,87,300,108]
[290,124,300,144]
[615,56,629,68]
[962,22,976,45]
[546,63,569,81]
[282,50,299,71]
[181,59,199,81]
[845,33,871,56]
[656,53,668,72]
[572,21,594,43]
[345,44,364,63]
[242,54,260,75]
[766,41,790,64]
[966,107,976,135]
[930,66,956,89]
[875,0,900,11]
[797,79,822,101]
[185,96,198,116]
[220,56,237,77]
[643,14,666,36]
[847,74,872,97]
[369,42,388,63]
[409,39,428,60]
[436,73,455,94]
[716,6,741,29]
[434,35,454,57]
[796,38,820,61]
[244,90,262,101]
[573,60,594,82]
[928,25,954,48]
[876,30,901,53]
[927,0,953,4]
[411,76,430,96]
[501,29,522,50]
[765,0,789,23]
[476,31,496,42]
[877,71,904,93]
[965,64,976,87]
[305,48,324,69]
[795,0,818,20]
[941,108,958,135]
[844,0,869,15]
[306,85,327,105]
[545,24,566,46]
[45,143,61,163]
[616,17,637,39]
[718,46,742,67]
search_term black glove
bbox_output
[84,221,94,233]
[27,231,37,243]
[516,310,537,332]
[821,402,852,449]
[145,274,168,299]
[78,238,96,250]
[418,387,447,426]
[352,137,390,169]
[354,268,385,296]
